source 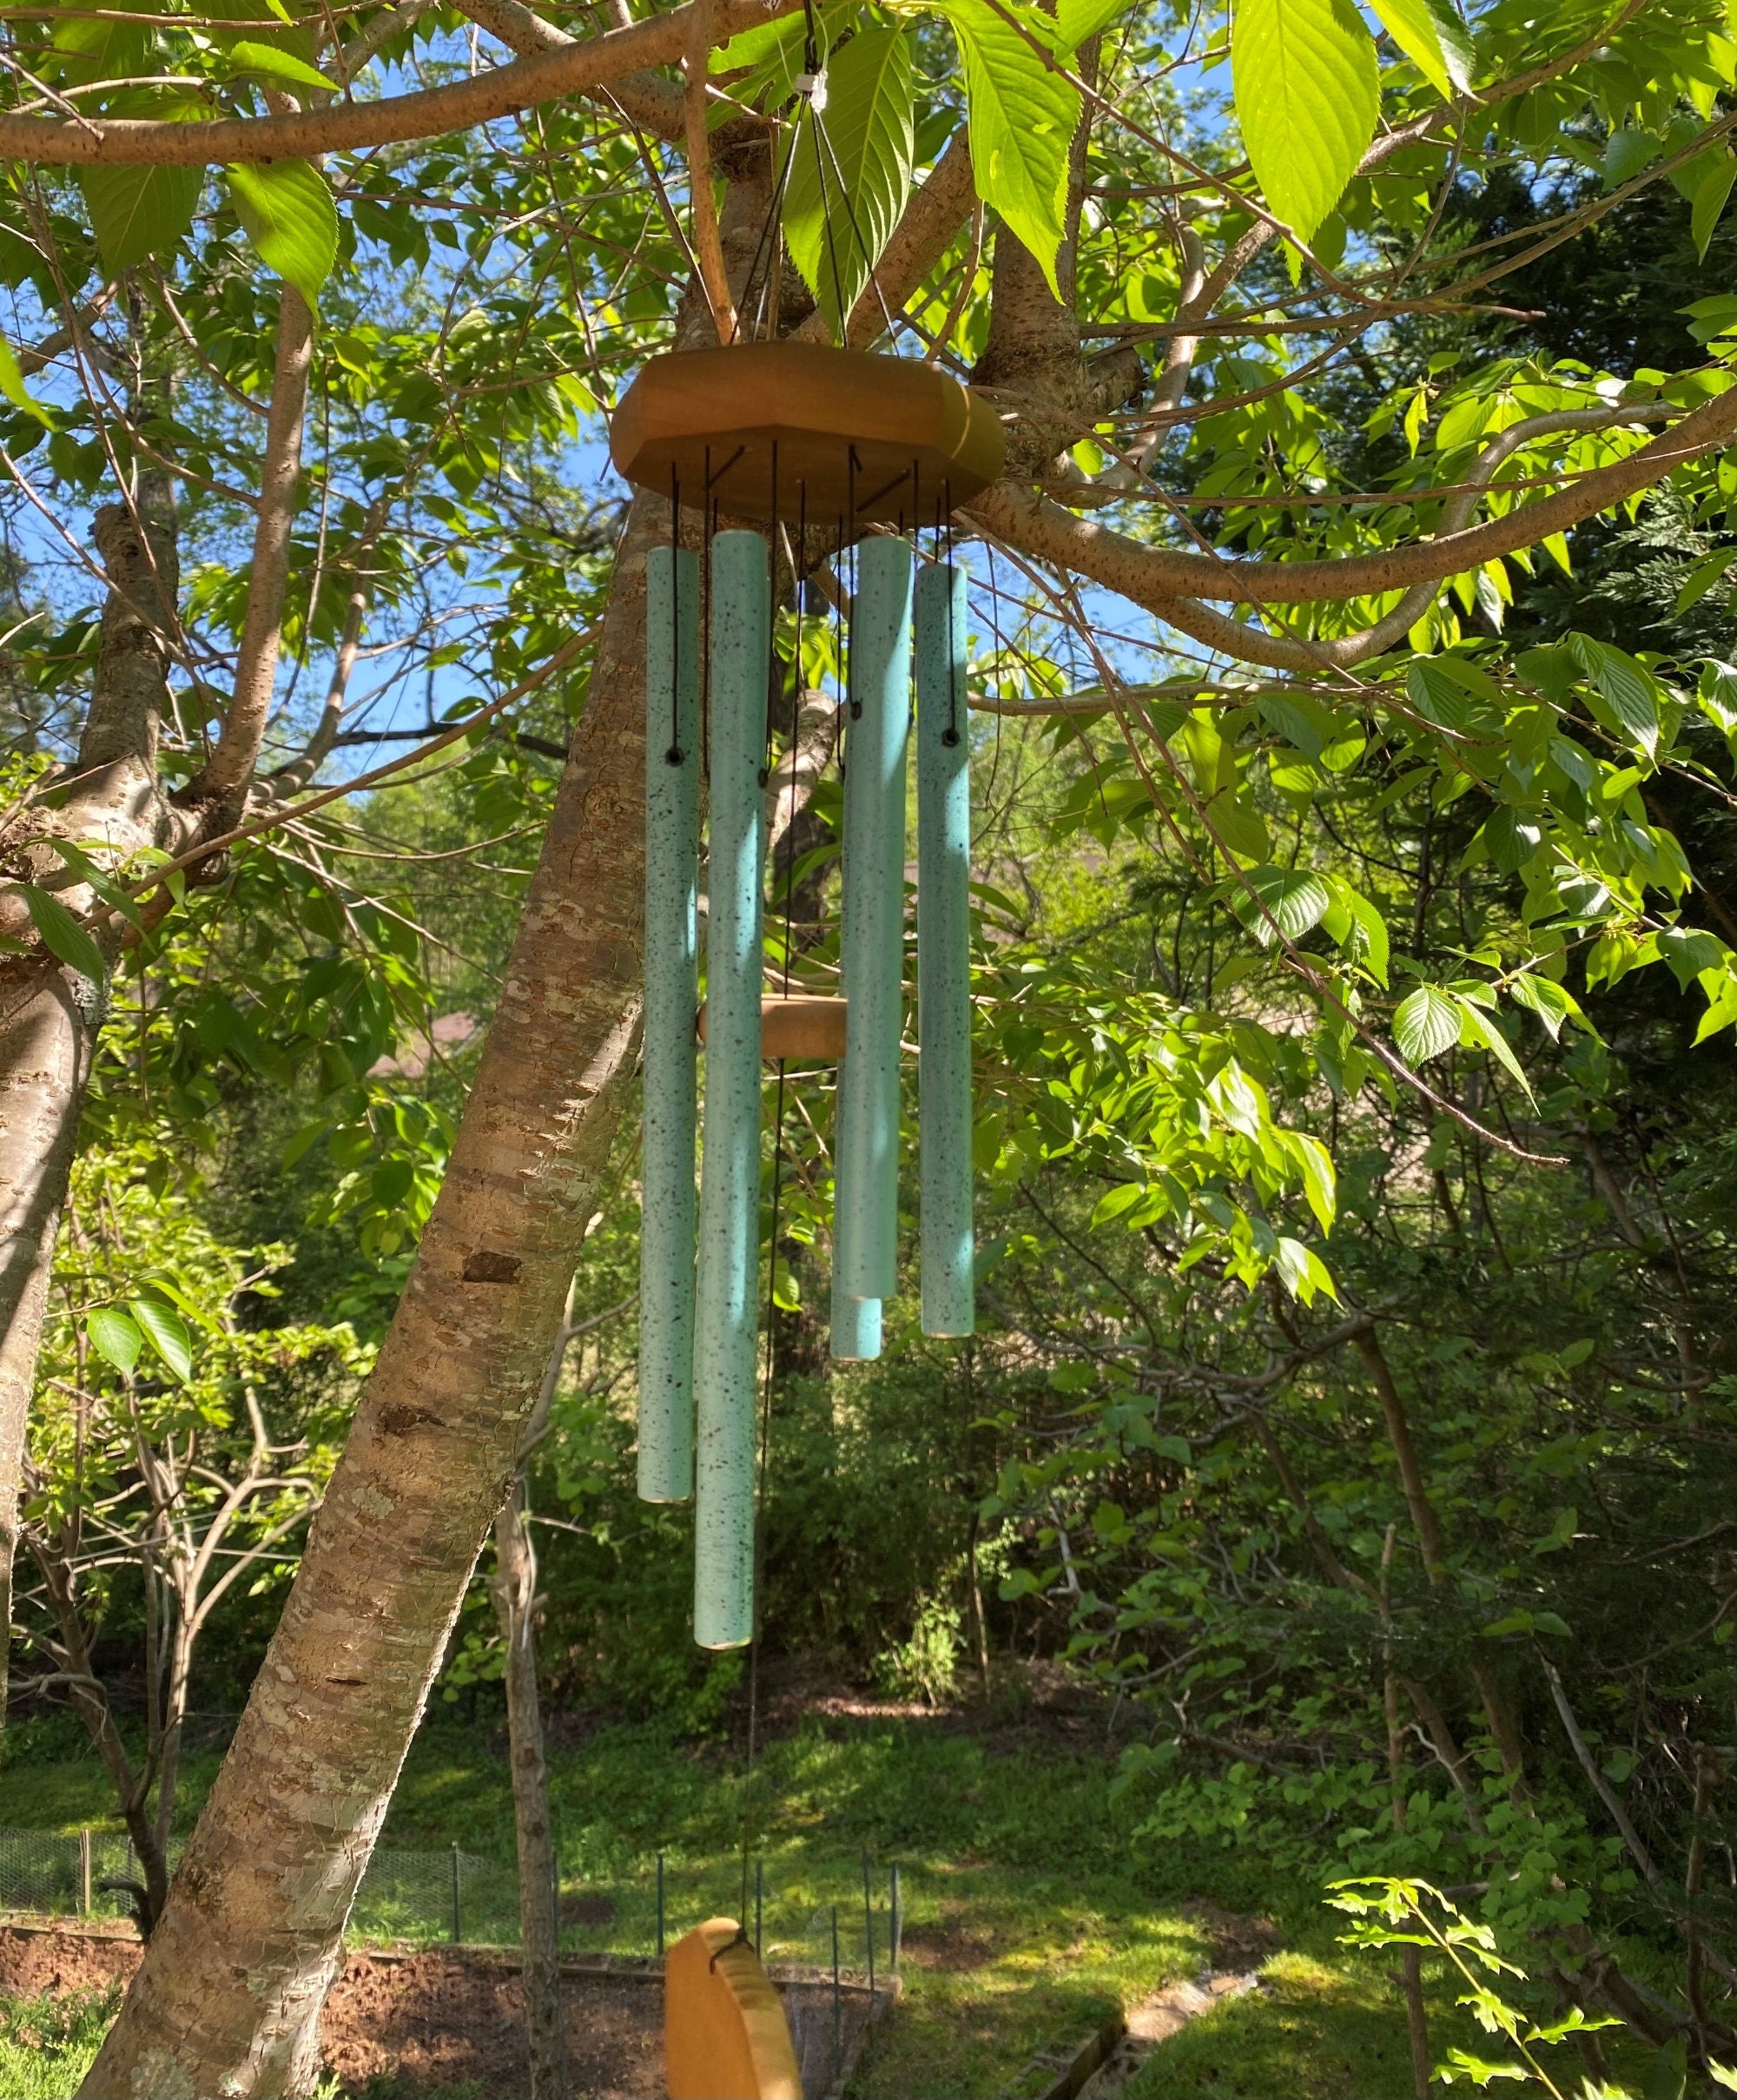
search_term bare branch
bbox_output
[182,285,314,813]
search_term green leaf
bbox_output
[79,161,203,277]
[224,37,333,92]
[0,334,52,426]
[130,1297,193,1382]
[1569,634,1660,759]
[1675,546,1737,612]
[1406,657,1471,730]
[1367,0,1470,97]
[1286,1130,1337,1233]
[1232,0,1377,241]
[20,884,106,982]
[1455,996,1536,1106]
[1692,151,1737,261]
[1482,804,1542,874]
[1655,924,1725,990]
[1240,865,1331,946]
[934,0,1080,295]
[783,26,915,340]
[1274,1236,1337,1305]
[1394,985,1458,1065]
[226,158,339,305]
[1508,971,1582,1040]
[1331,878,1390,987]
[1258,689,1336,759]
[86,1307,142,1376]
[1054,0,1132,55]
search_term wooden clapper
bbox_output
[664,1916,802,2100]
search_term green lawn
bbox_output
[0,1707,1516,2099]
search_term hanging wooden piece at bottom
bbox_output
[692,531,769,1651]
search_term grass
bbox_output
[0,1705,1516,2099]
[0,1988,120,2098]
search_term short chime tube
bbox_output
[915,561,975,1338]
[638,545,701,1502]
[833,535,914,1332]
[692,530,769,1650]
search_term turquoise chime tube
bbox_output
[832,536,913,1350]
[692,530,769,1650]
[915,561,975,1337]
[829,1270,883,1362]
[638,545,702,1501]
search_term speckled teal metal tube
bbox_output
[834,535,912,1312]
[915,561,975,1337]
[692,530,768,1652]
[829,1270,882,1362]
[637,545,701,1502]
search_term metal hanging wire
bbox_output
[730,0,901,350]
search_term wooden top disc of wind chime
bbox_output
[609,342,1006,524]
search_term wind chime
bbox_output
[613,340,1004,1650]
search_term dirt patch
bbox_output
[0,1925,890,2098]
[895,1916,1004,1972]
[1182,1899,1279,1972]
[321,1952,662,2097]
[0,1925,139,1998]
[0,1928,664,2097]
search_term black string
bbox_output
[701,447,713,780]
[668,466,684,766]
[943,479,960,746]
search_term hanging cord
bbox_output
[735,43,813,342]
[668,466,685,766]
[942,478,960,748]
[809,91,900,341]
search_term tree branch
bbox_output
[0,0,804,165]
[182,284,314,814]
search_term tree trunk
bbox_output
[0,491,178,1733]
[492,1481,564,2099]
[0,975,88,1736]
[78,486,658,2097]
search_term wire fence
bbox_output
[0,1826,902,1978]
[0,1829,900,2096]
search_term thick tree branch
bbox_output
[0,0,803,165]
[968,382,1737,610]
[451,0,686,139]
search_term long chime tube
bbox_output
[915,561,975,1337]
[637,545,702,1502]
[833,535,913,1325]
[692,530,769,1650]
[829,1269,882,1362]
